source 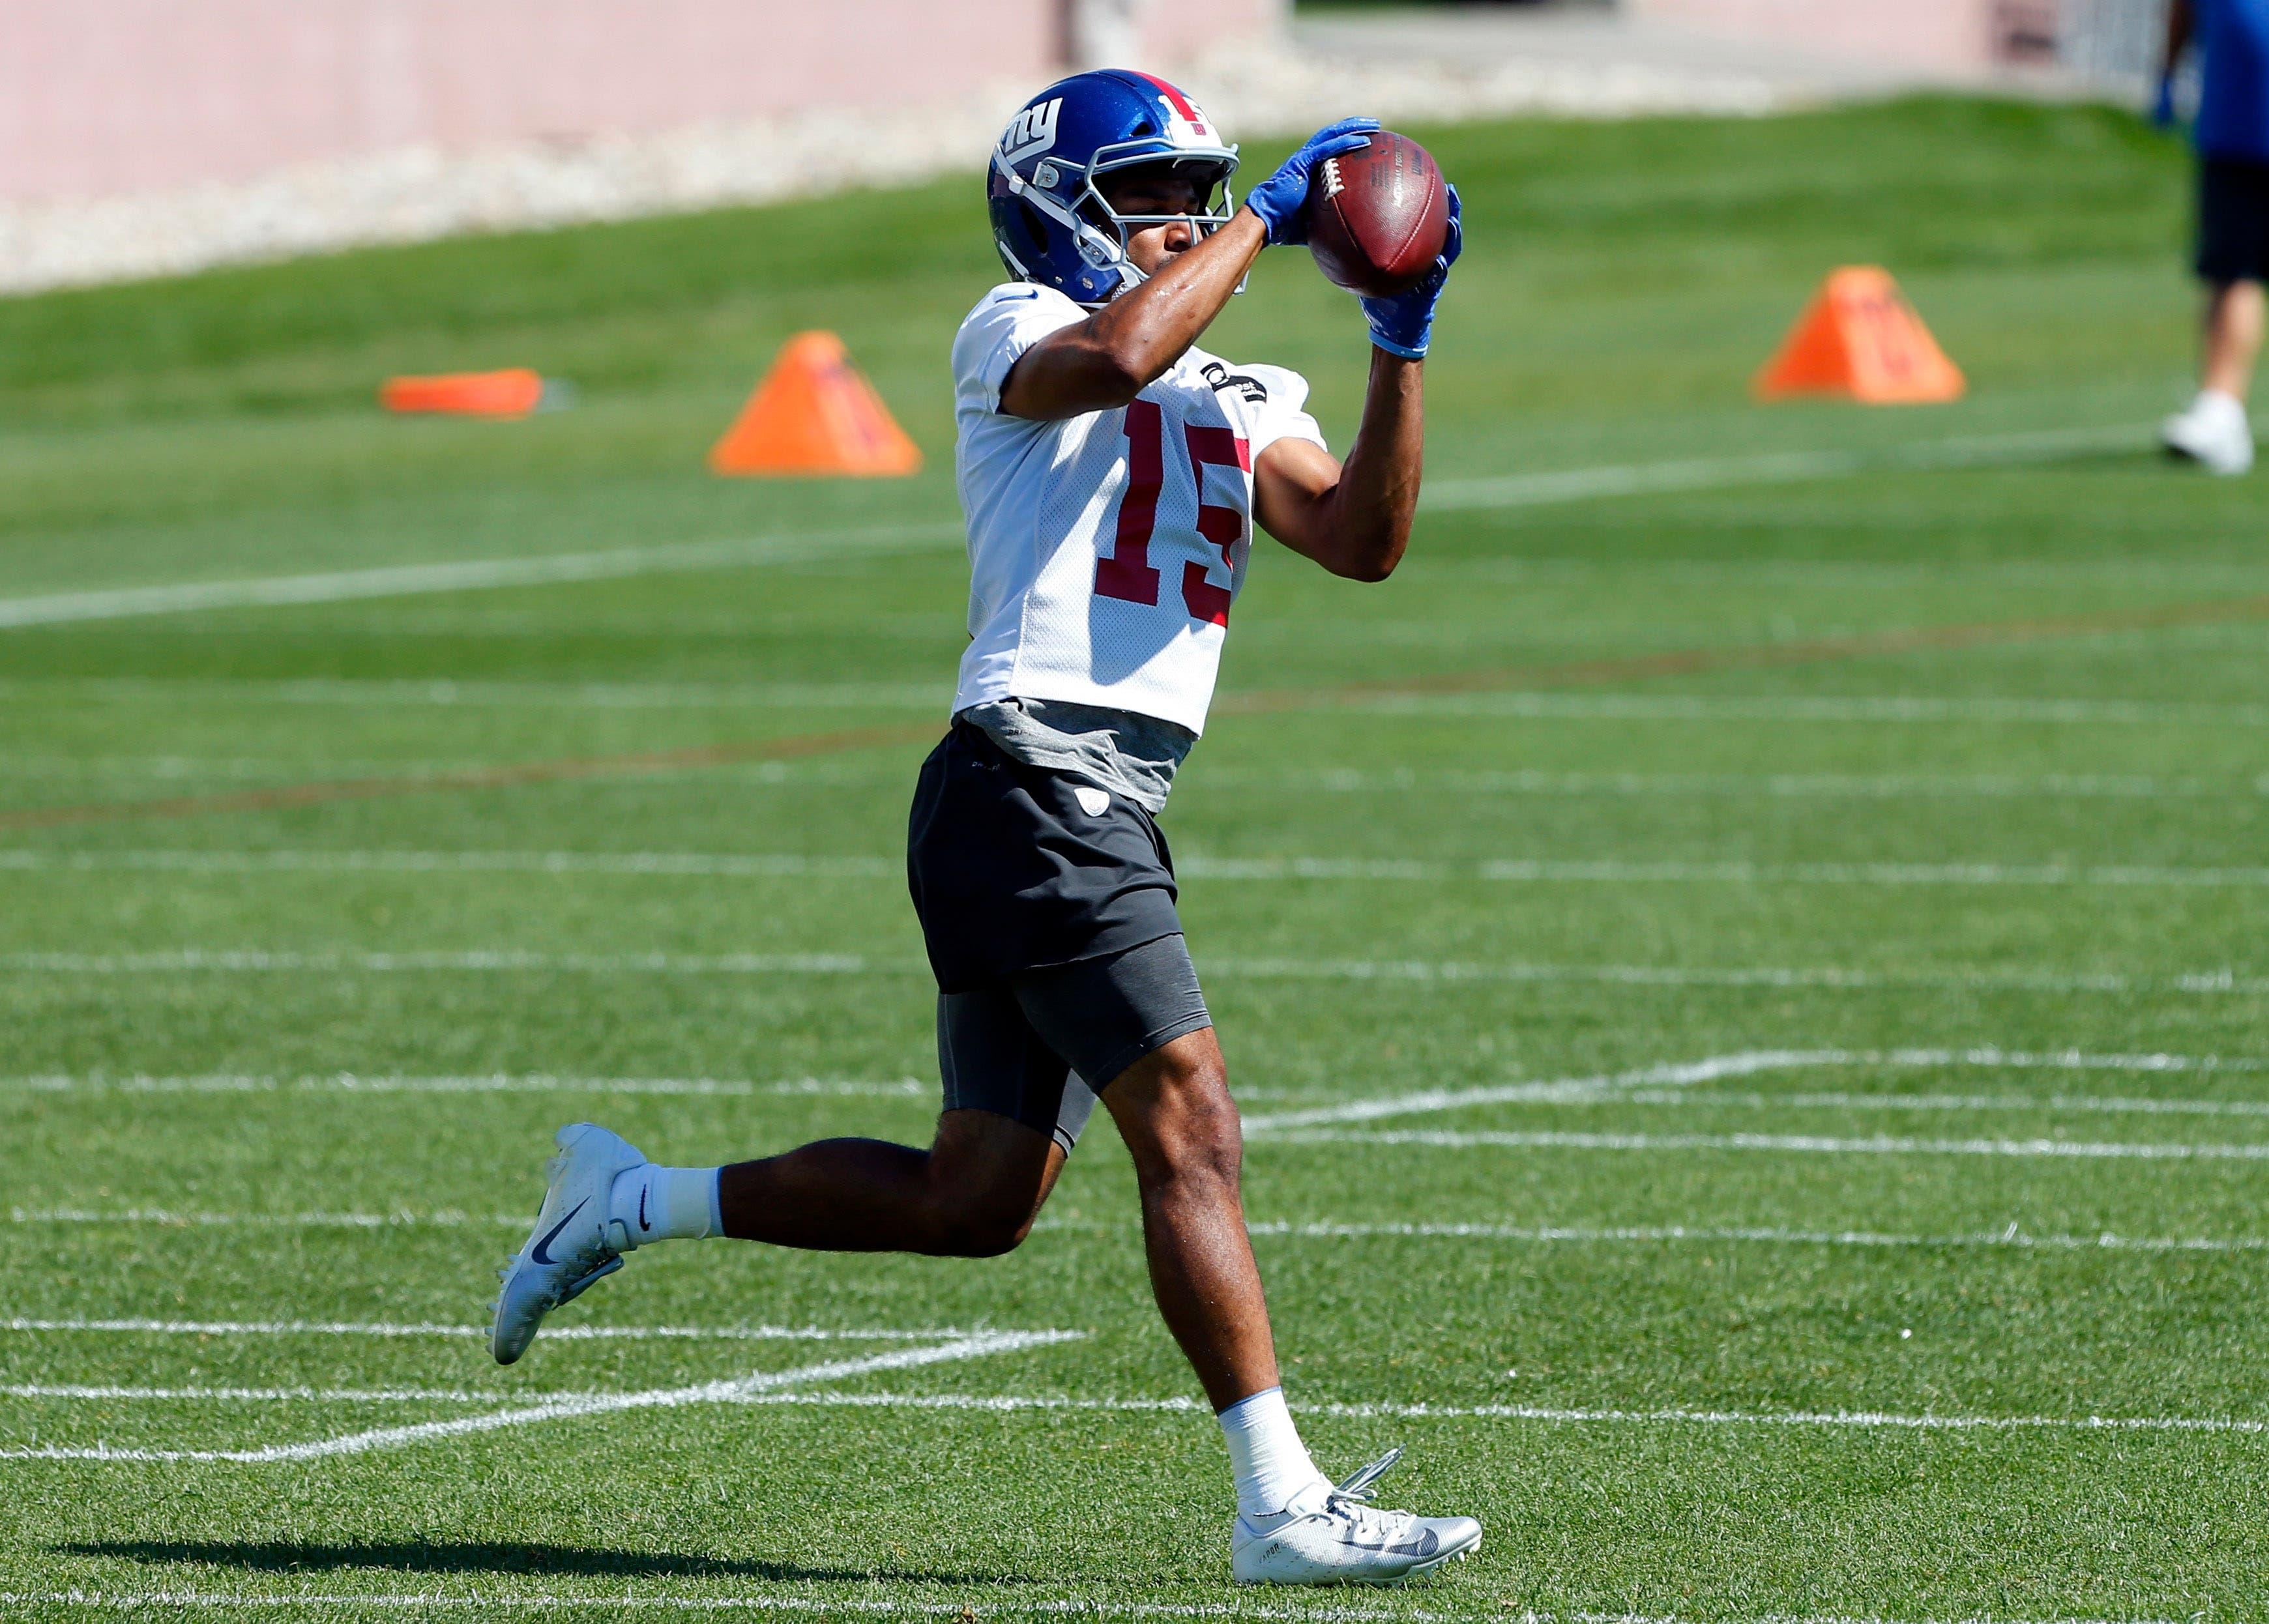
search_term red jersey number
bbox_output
[1093,401,1250,626]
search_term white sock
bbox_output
[2196,388,2249,426]
[606,1165,722,1250]
[1217,1386,1326,1520]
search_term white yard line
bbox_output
[0,850,896,880]
[1,1072,923,1098]
[1618,1087,2269,1120]
[0,1383,520,1404]
[0,426,2141,635]
[1201,766,2264,801]
[8,1207,522,1229]
[0,1316,991,1342]
[1242,1221,2269,1254]
[18,1052,2260,1116]
[1330,691,2269,727]
[17,1210,2267,1255]
[1218,958,2269,998]
[5,950,2264,998]
[14,1378,2263,1453]
[0,677,950,710]
[733,1389,2269,1438]
[1419,423,2149,512]
[14,848,2269,889]
[1282,1127,2269,1161]
[7,764,2253,802]
[0,1596,1446,1622]
[12,679,2269,727]
[0,1597,2191,1624]
[1240,1047,2269,1132]
[0,1329,1082,1462]
[0,525,964,631]
[0,950,885,975]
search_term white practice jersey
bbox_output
[950,282,1328,736]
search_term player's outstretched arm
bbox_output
[1001,120,1379,422]
[1253,188,1462,583]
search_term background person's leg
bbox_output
[2203,278,2264,400]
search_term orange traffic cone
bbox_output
[709,332,922,476]
[380,369,550,418]
[1753,267,1965,404]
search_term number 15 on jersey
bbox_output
[1094,399,1251,628]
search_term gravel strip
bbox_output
[0,44,1783,296]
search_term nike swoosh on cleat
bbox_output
[529,1197,589,1266]
[638,1183,650,1233]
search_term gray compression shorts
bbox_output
[936,933,1212,1155]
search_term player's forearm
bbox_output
[1083,210,1268,392]
[1314,350,1425,582]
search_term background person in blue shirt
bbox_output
[2158,0,2269,473]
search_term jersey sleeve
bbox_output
[1239,364,1329,461]
[952,283,1088,416]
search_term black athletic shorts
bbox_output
[907,719,1184,993]
[2197,154,2269,283]
[938,932,1212,1153]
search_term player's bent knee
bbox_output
[921,1185,1044,1258]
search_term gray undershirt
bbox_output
[959,696,1196,815]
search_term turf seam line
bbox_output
[0,1330,1083,1462]
[13,847,2269,888]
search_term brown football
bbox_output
[1305,131,1449,298]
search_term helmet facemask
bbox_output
[995,142,1238,306]
[1076,146,1238,295]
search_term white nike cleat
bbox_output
[2161,391,2255,475]
[490,1122,647,1365]
[1232,1447,1482,1586]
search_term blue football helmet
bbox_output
[988,69,1240,307]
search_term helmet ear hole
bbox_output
[1018,201,1049,250]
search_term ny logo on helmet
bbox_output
[1001,98,1063,166]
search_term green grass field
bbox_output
[3,95,2266,1621]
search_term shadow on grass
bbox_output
[63,1540,1038,1586]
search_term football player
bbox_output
[490,68,1476,1586]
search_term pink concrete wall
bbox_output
[1630,0,1998,73]
[0,0,1278,206]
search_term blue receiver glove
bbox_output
[1359,185,1462,360]
[2151,74,2178,129]
[1244,117,1382,246]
